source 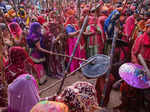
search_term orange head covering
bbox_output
[64,16,77,27]
[7,9,16,18]
[66,9,75,17]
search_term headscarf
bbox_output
[27,22,42,48]
[30,101,69,112]
[104,9,120,38]
[29,22,42,35]
[8,22,22,38]
[65,9,75,17]
[8,74,40,112]
[5,46,34,84]
[7,9,16,18]
[37,16,46,25]
[104,9,120,31]
[17,8,26,19]
[58,81,99,112]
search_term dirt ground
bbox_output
[39,71,121,110]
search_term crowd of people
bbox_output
[1,0,150,112]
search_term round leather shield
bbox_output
[81,54,110,78]
[119,63,150,89]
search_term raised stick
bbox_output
[100,27,119,106]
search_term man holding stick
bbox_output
[114,19,150,112]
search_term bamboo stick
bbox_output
[50,51,87,62]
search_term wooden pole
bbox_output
[100,26,119,106]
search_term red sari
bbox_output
[5,46,34,84]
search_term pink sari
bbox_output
[65,16,80,72]
[67,28,80,72]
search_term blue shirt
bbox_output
[104,10,120,38]
[66,24,76,34]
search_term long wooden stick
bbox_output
[50,52,87,62]
[39,56,96,94]
[100,27,119,106]
[57,16,89,95]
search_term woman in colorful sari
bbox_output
[26,22,47,84]
[8,74,40,112]
[42,22,66,78]
[85,16,103,58]
[4,46,37,84]
[8,22,26,47]
[104,9,121,39]
[65,16,80,72]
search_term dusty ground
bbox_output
[39,71,121,109]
